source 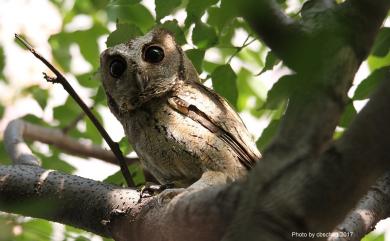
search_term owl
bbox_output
[100,28,261,189]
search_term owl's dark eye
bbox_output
[143,46,164,63]
[109,58,126,78]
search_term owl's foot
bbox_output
[157,188,187,205]
[138,183,175,201]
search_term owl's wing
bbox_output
[168,81,261,169]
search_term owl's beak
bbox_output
[135,72,146,92]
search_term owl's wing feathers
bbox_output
[169,81,261,169]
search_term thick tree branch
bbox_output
[0,164,238,241]
[239,0,308,70]
[339,0,390,61]
[4,119,137,166]
[329,173,390,241]
[0,165,143,237]
[223,57,390,241]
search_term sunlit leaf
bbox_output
[118,137,133,155]
[367,51,390,71]
[24,85,49,110]
[104,163,145,186]
[14,219,53,241]
[362,233,385,241]
[211,64,238,107]
[192,22,218,49]
[53,97,80,127]
[256,119,280,150]
[353,66,390,100]
[264,74,297,109]
[94,86,106,104]
[339,102,356,128]
[258,51,280,75]
[207,0,237,32]
[371,27,390,57]
[107,3,154,32]
[159,20,186,45]
[155,0,181,21]
[106,23,142,47]
[185,49,205,73]
[185,0,219,27]
[0,46,5,80]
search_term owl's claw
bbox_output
[157,188,186,205]
[138,183,175,201]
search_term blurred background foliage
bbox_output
[0,0,390,240]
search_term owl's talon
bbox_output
[138,183,175,200]
[157,188,186,205]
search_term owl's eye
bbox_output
[109,58,126,78]
[143,46,164,63]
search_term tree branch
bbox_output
[239,0,308,70]
[0,164,238,241]
[340,0,390,61]
[329,173,390,241]
[0,165,142,237]
[4,119,137,166]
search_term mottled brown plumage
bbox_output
[100,28,261,189]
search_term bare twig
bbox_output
[226,35,256,64]
[15,34,134,187]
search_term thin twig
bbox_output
[226,35,256,64]
[15,34,134,187]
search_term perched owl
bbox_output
[100,28,261,189]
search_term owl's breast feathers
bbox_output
[168,81,261,169]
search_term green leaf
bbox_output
[25,85,49,110]
[185,0,219,27]
[353,66,390,100]
[367,51,390,71]
[118,137,133,155]
[159,20,186,45]
[264,75,297,109]
[53,97,80,127]
[108,0,141,5]
[211,64,238,107]
[50,24,108,69]
[236,68,265,112]
[104,163,145,186]
[155,0,181,21]
[94,86,106,104]
[339,102,356,128]
[192,22,218,49]
[258,51,280,75]
[84,109,103,144]
[15,219,53,241]
[35,150,76,173]
[371,27,390,57]
[0,141,11,164]
[185,49,205,73]
[77,71,99,88]
[256,119,280,150]
[107,3,154,32]
[0,105,4,119]
[0,46,5,80]
[207,0,237,32]
[22,114,47,126]
[73,25,109,68]
[49,33,72,72]
[362,233,385,241]
[106,23,142,47]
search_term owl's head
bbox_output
[100,28,198,114]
